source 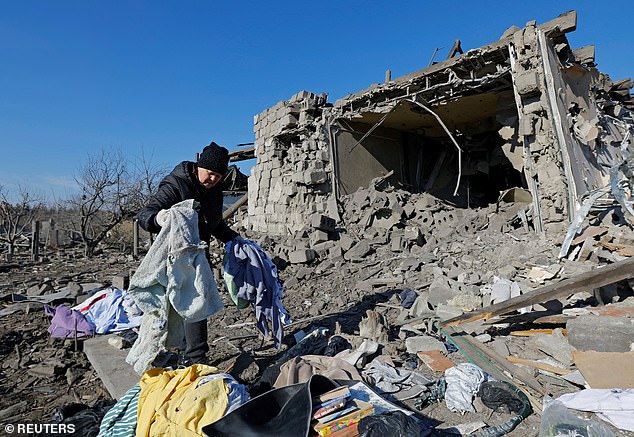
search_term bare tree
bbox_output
[131,146,169,207]
[0,185,44,259]
[69,149,143,257]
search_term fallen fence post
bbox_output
[31,221,40,261]
[133,219,139,259]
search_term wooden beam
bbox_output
[506,356,572,375]
[441,326,546,414]
[228,147,255,162]
[440,257,634,327]
[222,193,248,220]
[445,328,547,396]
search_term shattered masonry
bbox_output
[246,11,634,237]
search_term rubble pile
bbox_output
[0,249,138,424]
[2,8,634,437]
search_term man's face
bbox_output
[197,167,223,189]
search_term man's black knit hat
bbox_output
[198,142,229,174]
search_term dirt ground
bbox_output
[1,195,633,437]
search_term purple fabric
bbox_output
[44,304,95,339]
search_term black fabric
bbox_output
[116,328,138,348]
[198,142,230,175]
[37,400,115,437]
[357,411,421,437]
[323,335,352,357]
[470,381,532,437]
[414,378,446,410]
[137,161,238,243]
[478,381,525,414]
[399,288,417,309]
[184,319,209,363]
[203,374,340,437]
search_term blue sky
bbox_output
[1,1,632,202]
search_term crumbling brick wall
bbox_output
[247,11,633,238]
[247,91,336,235]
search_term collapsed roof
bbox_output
[246,11,634,238]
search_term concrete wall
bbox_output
[332,124,403,196]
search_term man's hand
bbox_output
[155,209,170,227]
[230,235,245,245]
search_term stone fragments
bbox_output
[566,316,634,352]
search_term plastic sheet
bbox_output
[539,397,616,437]
[444,363,489,413]
[358,411,421,437]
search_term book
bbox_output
[327,422,359,437]
[313,397,348,420]
[316,403,357,423]
[313,399,374,436]
[313,386,350,404]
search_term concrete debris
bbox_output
[566,315,634,352]
[3,10,634,436]
[358,310,389,344]
[405,335,448,355]
[532,328,577,367]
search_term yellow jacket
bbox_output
[137,364,229,436]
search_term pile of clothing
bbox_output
[44,287,142,340]
[97,365,249,437]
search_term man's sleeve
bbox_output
[211,219,239,244]
[137,180,181,234]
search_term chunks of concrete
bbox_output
[343,240,372,262]
[27,282,54,296]
[516,71,540,96]
[338,235,355,252]
[566,316,634,352]
[428,277,459,307]
[304,170,327,185]
[403,226,424,246]
[288,249,317,264]
[405,335,448,354]
[311,214,336,233]
[309,230,329,246]
[532,328,576,366]
[111,273,129,291]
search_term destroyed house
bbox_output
[246,11,634,238]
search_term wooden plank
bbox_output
[440,257,634,327]
[598,240,634,257]
[510,329,566,337]
[228,146,255,162]
[442,326,547,399]
[417,350,456,372]
[531,314,576,324]
[222,193,248,220]
[588,306,634,317]
[571,226,607,246]
[506,356,572,375]
[482,311,569,326]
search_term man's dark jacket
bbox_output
[137,161,238,244]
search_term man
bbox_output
[138,141,239,365]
